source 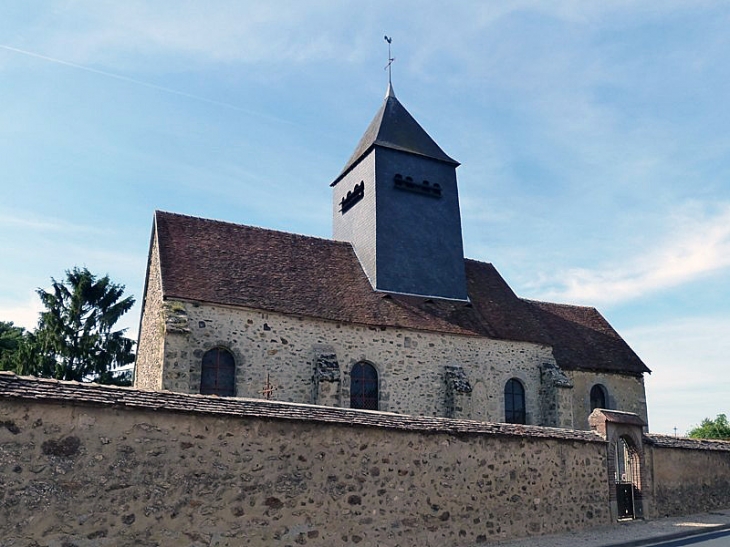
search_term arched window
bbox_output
[350,362,378,410]
[590,384,608,411]
[201,347,236,397]
[504,378,526,424]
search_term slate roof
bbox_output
[153,211,650,376]
[332,84,459,186]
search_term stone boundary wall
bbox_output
[644,434,730,518]
[0,373,601,440]
[0,373,608,547]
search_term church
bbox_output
[134,84,650,431]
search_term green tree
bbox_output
[0,321,26,369]
[688,414,730,440]
[0,329,53,376]
[32,267,136,384]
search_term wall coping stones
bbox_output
[0,371,605,443]
[644,433,730,452]
[590,408,647,427]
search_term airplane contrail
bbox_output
[0,44,294,125]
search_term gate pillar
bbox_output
[589,409,648,521]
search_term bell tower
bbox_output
[331,84,468,301]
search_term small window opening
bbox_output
[504,378,526,424]
[201,347,236,397]
[350,362,378,410]
[590,384,608,411]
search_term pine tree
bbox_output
[0,321,26,369]
[32,267,135,384]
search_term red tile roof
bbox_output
[153,211,650,375]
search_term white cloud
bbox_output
[4,1,711,73]
[532,202,730,305]
[6,1,355,68]
[0,291,43,331]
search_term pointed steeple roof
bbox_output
[332,85,459,186]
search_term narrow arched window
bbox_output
[350,362,378,410]
[590,384,608,411]
[201,347,236,397]
[504,378,526,424]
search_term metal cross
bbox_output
[384,35,395,84]
[259,373,277,400]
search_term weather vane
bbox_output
[384,35,395,85]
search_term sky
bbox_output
[1,1,728,436]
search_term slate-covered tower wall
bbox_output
[332,153,378,288]
[332,86,468,300]
[374,148,466,298]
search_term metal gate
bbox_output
[614,436,643,519]
[616,483,634,518]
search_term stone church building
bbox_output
[134,84,650,431]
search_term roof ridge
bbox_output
[522,297,599,312]
[155,210,350,247]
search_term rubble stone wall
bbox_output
[644,435,730,518]
[0,374,609,547]
[567,370,648,430]
[147,299,562,426]
[133,235,165,391]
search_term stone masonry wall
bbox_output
[567,370,648,431]
[133,235,165,391]
[152,300,561,426]
[644,435,730,518]
[0,374,610,547]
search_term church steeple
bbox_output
[332,84,458,187]
[332,87,468,301]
